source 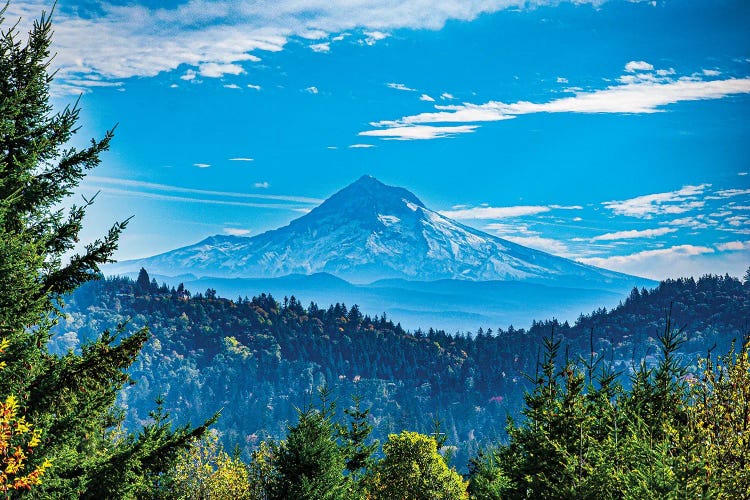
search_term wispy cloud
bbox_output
[420,94,435,102]
[362,64,750,140]
[387,83,416,92]
[580,244,715,277]
[579,242,750,280]
[253,181,270,189]
[5,1,647,94]
[246,84,261,90]
[592,227,677,241]
[229,157,254,162]
[201,62,246,78]
[85,186,308,211]
[441,204,580,220]
[224,227,252,236]
[349,143,375,148]
[714,188,750,198]
[310,42,331,53]
[85,176,322,204]
[602,184,710,218]
[223,83,241,89]
[359,124,478,140]
[305,86,320,94]
[193,163,211,168]
[362,30,389,45]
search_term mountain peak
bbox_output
[305,175,426,219]
[107,176,651,291]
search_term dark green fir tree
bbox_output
[0,4,213,497]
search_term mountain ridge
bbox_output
[106,175,652,290]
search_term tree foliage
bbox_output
[0,4,212,496]
[468,318,750,498]
[364,431,468,499]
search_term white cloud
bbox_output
[579,243,750,280]
[362,67,750,140]
[349,143,375,148]
[441,205,551,219]
[5,0,633,94]
[716,240,750,251]
[305,86,319,94]
[625,60,654,72]
[602,184,710,218]
[442,203,581,220]
[247,83,261,90]
[223,83,241,89]
[310,42,331,53]
[503,236,571,256]
[665,216,708,229]
[580,245,715,278]
[180,69,197,81]
[592,227,677,241]
[224,228,252,236]
[229,157,254,162]
[359,124,478,140]
[254,181,270,189]
[170,83,179,88]
[387,82,416,91]
[193,163,211,168]
[362,30,389,45]
[738,172,748,176]
[715,188,750,198]
[420,94,435,102]
[200,62,246,77]
[440,92,455,100]
[556,77,568,83]
[86,176,322,204]
[702,69,721,76]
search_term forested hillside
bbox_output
[52,270,750,469]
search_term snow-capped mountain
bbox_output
[107,175,648,290]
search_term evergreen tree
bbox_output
[136,267,151,295]
[273,390,347,499]
[339,393,378,479]
[0,5,212,496]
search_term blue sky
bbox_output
[10,0,749,280]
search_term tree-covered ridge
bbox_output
[160,324,750,499]
[52,270,750,469]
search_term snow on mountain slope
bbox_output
[107,175,650,290]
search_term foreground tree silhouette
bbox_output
[0,4,212,496]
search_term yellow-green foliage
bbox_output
[365,431,468,499]
[0,338,51,495]
[170,431,250,499]
[686,338,750,498]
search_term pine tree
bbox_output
[339,393,377,479]
[0,4,213,496]
[273,389,347,499]
[136,267,151,295]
